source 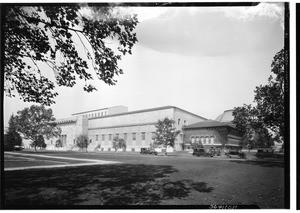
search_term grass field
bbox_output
[3,151,286,209]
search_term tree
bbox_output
[232,48,286,147]
[4,115,23,151]
[13,105,61,152]
[75,134,89,152]
[31,135,47,151]
[153,118,180,155]
[254,49,286,142]
[112,136,126,152]
[4,4,138,105]
[55,139,63,150]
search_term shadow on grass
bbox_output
[4,164,213,207]
[229,160,284,168]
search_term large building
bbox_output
[182,110,242,154]
[47,105,207,152]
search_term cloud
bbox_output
[223,3,285,27]
[135,4,284,57]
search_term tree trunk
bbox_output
[34,146,37,152]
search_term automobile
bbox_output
[210,148,221,156]
[226,150,246,159]
[193,148,213,157]
[255,149,276,158]
[13,145,24,151]
[140,148,158,155]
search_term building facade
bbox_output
[47,105,207,152]
[182,110,242,154]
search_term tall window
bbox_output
[116,133,119,138]
[96,135,98,141]
[152,132,156,142]
[109,134,112,141]
[178,119,180,125]
[132,133,136,141]
[142,132,146,140]
[184,120,186,126]
[191,136,195,143]
[124,133,127,140]
[102,134,105,141]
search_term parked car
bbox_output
[13,145,24,151]
[210,148,221,156]
[226,150,246,159]
[193,148,213,157]
[140,148,158,155]
[255,149,276,158]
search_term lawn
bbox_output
[3,152,286,209]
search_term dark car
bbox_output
[255,149,276,158]
[193,148,213,157]
[13,145,24,151]
[210,148,221,156]
[226,150,246,159]
[140,148,158,155]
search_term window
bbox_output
[184,120,186,125]
[109,134,112,141]
[211,136,215,144]
[116,133,119,138]
[142,132,146,140]
[132,133,136,141]
[206,137,210,144]
[101,112,103,116]
[102,134,105,141]
[178,119,180,125]
[96,135,98,141]
[124,133,127,140]
[191,136,195,143]
[152,132,156,141]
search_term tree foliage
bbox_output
[75,134,89,152]
[254,49,286,141]
[112,136,126,151]
[232,48,286,146]
[4,4,138,105]
[4,115,23,151]
[13,105,61,151]
[153,118,180,153]
[31,135,47,151]
[55,139,63,150]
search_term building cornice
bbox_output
[88,105,207,121]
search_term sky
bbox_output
[3,2,285,126]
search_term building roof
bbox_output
[71,107,110,116]
[88,105,207,120]
[183,119,235,129]
[215,109,234,122]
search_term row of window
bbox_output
[95,132,155,142]
[84,111,108,117]
[190,135,216,144]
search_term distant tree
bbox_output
[4,4,138,105]
[112,136,126,152]
[153,118,180,155]
[13,105,61,152]
[75,134,89,152]
[31,135,47,150]
[4,115,23,151]
[55,139,63,150]
[232,105,274,148]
